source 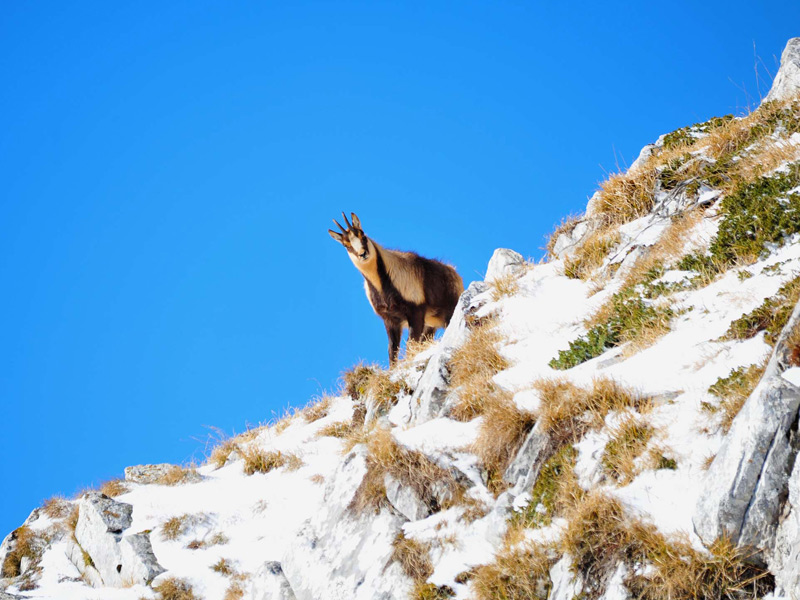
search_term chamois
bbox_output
[328,212,464,364]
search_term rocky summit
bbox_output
[5,38,800,600]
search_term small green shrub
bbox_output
[707,362,767,432]
[661,115,734,150]
[724,276,800,344]
[550,289,673,370]
[710,164,800,266]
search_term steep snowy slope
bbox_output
[4,37,800,600]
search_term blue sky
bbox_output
[1,1,797,536]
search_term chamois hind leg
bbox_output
[385,318,402,365]
[422,326,436,341]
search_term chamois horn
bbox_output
[342,211,353,230]
[333,218,347,233]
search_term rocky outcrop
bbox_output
[765,38,800,103]
[282,448,411,600]
[485,248,525,281]
[693,301,800,561]
[70,492,164,587]
[124,463,201,484]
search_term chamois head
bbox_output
[328,212,372,262]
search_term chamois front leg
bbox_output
[422,326,436,340]
[408,306,426,343]
[385,318,402,365]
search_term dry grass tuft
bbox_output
[211,558,235,576]
[563,227,620,280]
[1,526,40,578]
[160,515,190,541]
[241,447,303,475]
[472,394,536,493]
[560,491,772,598]
[601,416,655,484]
[471,539,553,600]
[302,395,331,423]
[343,362,380,400]
[209,438,240,469]
[316,420,354,439]
[535,378,648,447]
[99,479,129,498]
[448,319,510,421]
[42,496,72,520]
[350,429,462,515]
[490,272,520,300]
[594,165,659,226]
[392,532,433,582]
[223,583,245,600]
[153,577,198,600]
[733,136,800,184]
[402,336,438,362]
[157,465,198,486]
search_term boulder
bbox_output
[485,248,525,282]
[384,474,430,522]
[72,492,164,587]
[771,458,800,597]
[251,561,297,600]
[764,38,800,103]
[503,422,552,493]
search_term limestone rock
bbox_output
[771,458,800,598]
[73,492,164,587]
[485,248,525,282]
[384,474,429,521]
[549,555,582,600]
[251,561,297,600]
[764,38,800,103]
[124,463,202,484]
[693,300,800,560]
[503,422,552,493]
[282,447,411,600]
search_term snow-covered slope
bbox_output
[5,38,800,600]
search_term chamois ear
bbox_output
[351,213,361,229]
[328,229,344,243]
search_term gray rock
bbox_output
[503,422,552,492]
[282,447,411,600]
[693,299,800,561]
[410,281,490,424]
[764,38,800,103]
[124,463,202,484]
[251,561,297,600]
[384,474,430,521]
[551,219,593,260]
[72,492,164,587]
[0,592,26,600]
[485,248,525,281]
[549,555,582,600]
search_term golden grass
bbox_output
[787,322,800,367]
[343,362,379,400]
[99,479,129,498]
[601,416,655,484]
[302,395,331,422]
[209,438,240,469]
[1,526,39,578]
[316,420,354,439]
[594,164,660,226]
[490,272,520,300]
[448,319,510,421]
[160,515,190,541]
[392,532,433,582]
[402,336,438,362]
[42,496,72,520]
[471,538,553,600]
[350,428,462,515]
[472,394,536,492]
[560,491,772,599]
[534,378,649,448]
[156,465,198,486]
[153,577,198,600]
[733,136,800,184]
[223,583,245,600]
[241,447,303,475]
[563,227,620,280]
[211,557,235,576]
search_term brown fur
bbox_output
[329,212,464,363]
